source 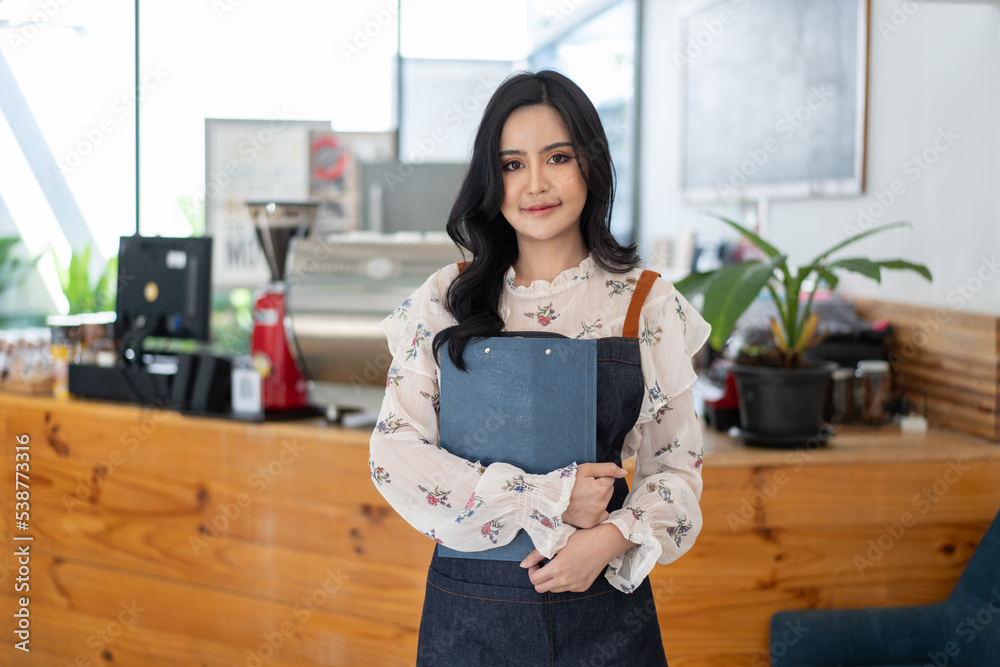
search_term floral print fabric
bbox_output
[369,254,711,592]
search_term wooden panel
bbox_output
[3,393,1000,665]
[1,406,434,632]
[891,347,1000,385]
[881,321,996,365]
[698,460,1000,529]
[896,371,996,412]
[913,395,1000,441]
[852,297,1000,443]
[668,523,986,594]
[25,449,430,569]
[0,556,417,666]
[4,401,423,566]
[852,298,998,335]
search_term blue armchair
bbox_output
[770,508,1000,667]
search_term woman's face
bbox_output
[498,104,588,249]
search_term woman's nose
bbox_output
[527,165,550,194]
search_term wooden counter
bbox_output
[1,394,998,666]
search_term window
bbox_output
[398,0,639,242]
[0,1,135,312]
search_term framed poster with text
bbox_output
[205,118,396,289]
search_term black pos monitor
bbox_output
[68,235,219,410]
[115,235,213,359]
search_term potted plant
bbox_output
[52,244,117,316]
[675,215,932,447]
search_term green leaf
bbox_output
[0,238,21,291]
[67,245,93,314]
[701,255,786,351]
[51,249,66,292]
[809,221,911,265]
[673,270,716,299]
[49,244,122,314]
[877,259,932,282]
[702,212,781,258]
[0,237,40,295]
[0,237,19,264]
[814,266,839,291]
[94,256,118,312]
[828,257,882,282]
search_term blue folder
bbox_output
[437,336,597,560]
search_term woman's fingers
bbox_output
[578,462,627,479]
[519,549,547,569]
[526,557,556,587]
[563,463,627,528]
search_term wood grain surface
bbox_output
[1,393,999,666]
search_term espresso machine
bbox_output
[246,201,322,417]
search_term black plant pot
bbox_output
[730,361,837,448]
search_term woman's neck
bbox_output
[511,240,590,287]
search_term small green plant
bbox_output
[675,214,932,367]
[0,235,41,297]
[209,287,253,356]
[53,244,118,315]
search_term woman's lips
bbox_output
[522,203,560,216]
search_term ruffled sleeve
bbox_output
[603,284,711,592]
[369,265,579,557]
[634,288,712,426]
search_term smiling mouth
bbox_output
[522,203,560,215]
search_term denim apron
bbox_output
[416,270,669,666]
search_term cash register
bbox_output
[67,235,224,412]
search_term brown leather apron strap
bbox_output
[456,261,470,273]
[622,270,661,339]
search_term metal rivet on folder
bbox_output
[545,348,551,355]
[484,347,490,353]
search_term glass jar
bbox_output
[47,317,76,399]
[77,312,116,366]
[855,360,891,425]
[827,367,855,425]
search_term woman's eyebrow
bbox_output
[499,141,574,157]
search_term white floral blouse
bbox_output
[369,253,711,593]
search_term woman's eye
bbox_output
[549,154,572,164]
[502,160,523,171]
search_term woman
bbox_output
[369,69,709,665]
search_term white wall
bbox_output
[639,0,1000,315]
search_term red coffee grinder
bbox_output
[246,201,319,416]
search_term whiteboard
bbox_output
[679,0,868,203]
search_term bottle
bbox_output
[48,317,74,399]
[828,367,855,425]
[855,360,891,425]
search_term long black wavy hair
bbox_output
[432,69,640,370]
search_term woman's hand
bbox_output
[520,524,635,593]
[561,462,627,529]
